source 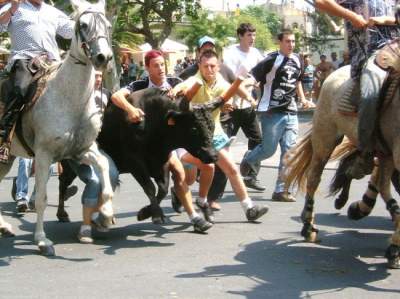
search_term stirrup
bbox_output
[0,142,11,163]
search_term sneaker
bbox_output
[192,216,213,233]
[246,205,269,222]
[77,227,93,244]
[195,199,215,223]
[272,192,296,202]
[170,187,183,214]
[16,198,29,213]
[244,179,266,191]
[209,201,221,211]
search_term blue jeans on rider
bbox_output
[243,111,298,193]
[16,157,34,201]
[67,151,119,208]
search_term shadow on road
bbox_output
[177,232,400,298]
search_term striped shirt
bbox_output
[0,1,74,70]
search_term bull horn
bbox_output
[184,81,203,102]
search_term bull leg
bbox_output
[347,166,379,220]
[33,151,54,256]
[375,158,400,269]
[80,143,114,228]
[57,160,77,222]
[131,170,164,224]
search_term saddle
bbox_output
[338,40,400,116]
[0,55,60,157]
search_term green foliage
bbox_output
[176,5,281,52]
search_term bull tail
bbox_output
[284,130,313,193]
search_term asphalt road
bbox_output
[1,112,400,299]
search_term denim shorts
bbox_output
[213,133,230,151]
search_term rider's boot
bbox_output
[346,54,388,179]
[0,96,24,163]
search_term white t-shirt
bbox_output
[223,44,264,109]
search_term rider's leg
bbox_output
[350,54,388,178]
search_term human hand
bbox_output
[350,12,368,29]
[221,102,234,113]
[10,0,22,13]
[301,99,315,109]
[127,107,145,123]
[368,16,394,27]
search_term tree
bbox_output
[242,5,283,38]
[176,7,277,53]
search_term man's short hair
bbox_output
[198,49,219,63]
[320,54,327,59]
[277,29,294,41]
[144,50,163,67]
[237,23,256,36]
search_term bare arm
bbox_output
[111,88,145,123]
[315,0,368,28]
[0,1,20,25]
[296,81,315,109]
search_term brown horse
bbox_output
[284,61,400,269]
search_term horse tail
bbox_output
[329,137,357,197]
[284,129,313,193]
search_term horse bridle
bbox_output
[73,9,110,64]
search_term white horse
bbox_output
[0,0,114,255]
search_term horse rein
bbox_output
[73,9,110,65]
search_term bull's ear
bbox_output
[166,110,181,126]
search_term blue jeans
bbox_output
[16,158,33,201]
[68,151,119,208]
[244,111,298,193]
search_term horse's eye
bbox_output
[80,23,88,30]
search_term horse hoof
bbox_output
[0,227,15,237]
[64,185,78,201]
[385,244,400,269]
[152,216,164,225]
[334,195,348,210]
[39,245,55,256]
[97,212,114,228]
[137,206,152,221]
[388,258,400,269]
[347,202,369,220]
[305,231,320,243]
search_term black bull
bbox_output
[57,88,220,223]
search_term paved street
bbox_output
[1,112,400,298]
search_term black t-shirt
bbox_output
[252,51,303,113]
[124,77,182,93]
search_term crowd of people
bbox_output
[0,0,398,246]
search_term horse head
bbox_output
[70,0,113,70]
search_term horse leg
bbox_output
[57,160,77,222]
[80,144,114,228]
[373,158,400,268]
[33,151,54,256]
[347,166,379,220]
[0,157,16,237]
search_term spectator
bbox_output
[302,54,315,102]
[240,29,315,202]
[339,50,351,67]
[330,51,340,69]
[174,59,183,76]
[314,54,335,99]
[128,59,137,81]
